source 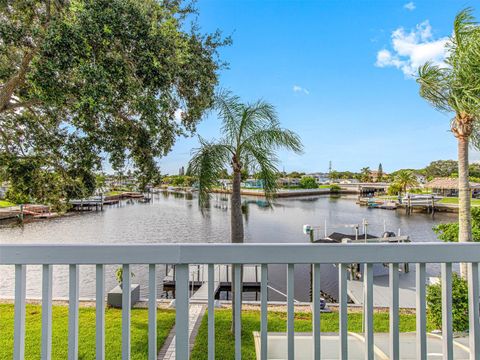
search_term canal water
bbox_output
[0,192,456,302]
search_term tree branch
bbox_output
[0,50,36,113]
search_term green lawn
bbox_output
[0,200,15,208]
[318,185,331,189]
[104,191,125,197]
[0,304,175,360]
[439,197,480,206]
[191,309,420,360]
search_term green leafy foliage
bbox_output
[433,207,480,242]
[425,160,458,178]
[0,0,228,204]
[299,176,318,189]
[426,273,469,331]
[330,184,341,193]
[360,167,371,182]
[387,183,403,196]
[392,170,419,193]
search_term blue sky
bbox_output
[159,0,479,175]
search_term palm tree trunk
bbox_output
[231,169,244,332]
[231,170,244,243]
[458,136,471,278]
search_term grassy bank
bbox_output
[191,309,420,360]
[0,304,175,360]
[0,200,15,208]
[439,197,480,206]
[104,191,126,197]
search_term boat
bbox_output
[303,221,410,278]
[366,198,397,210]
[401,194,442,205]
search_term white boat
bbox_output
[402,194,442,205]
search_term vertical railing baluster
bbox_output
[312,263,321,360]
[234,264,242,360]
[441,263,453,359]
[176,264,190,360]
[68,264,79,360]
[14,264,26,360]
[122,264,131,360]
[96,264,105,360]
[148,264,157,360]
[416,263,426,360]
[42,264,53,360]
[208,264,215,360]
[339,263,348,360]
[389,263,399,360]
[468,262,480,360]
[364,263,374,360]
[287,264,295,360]
[260,264,268,360]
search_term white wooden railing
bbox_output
[1,243,480,360]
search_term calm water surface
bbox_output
[0,193,456,301]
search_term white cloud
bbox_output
[293,85,310,95]
[404,2,416,11]
[375,20,448,77]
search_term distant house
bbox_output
[413,173,427,184]
[277,177,301,187]
[0,182,9,198]
[339,179,360,184]
[242,178,264,189]
[303,173,330,184]
[369,170,388,182]
[425,177,480,197]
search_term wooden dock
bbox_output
[163,264,261,302]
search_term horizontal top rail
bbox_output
[1,243,480,265]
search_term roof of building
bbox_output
[425,177,480,190]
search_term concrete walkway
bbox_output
[253,332,471,359]
[158,304,206,360]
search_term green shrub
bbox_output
[330,184,341,193]
[433,207,480,242]
[387,183,402,196]
[299,176,318,189]
[426,272,469,331]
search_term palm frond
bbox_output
[242,143,279,199]
[242,128,303,154]
[214,89,242,145]
[188,138,232,206]
[453,8,477,49]
[237,100,279,146]
[416,62,452,112]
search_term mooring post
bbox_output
[431,195,435,219]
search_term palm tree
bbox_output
[189,90,303,327]
[417,9,480,263]
[393,170,418,194]
[360,167,371,182]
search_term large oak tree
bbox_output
[0,0,228,204]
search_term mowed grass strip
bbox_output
[0,304,175,360]
[190,309,420,360]
[439,197,480,206]
[0,200,15,208]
